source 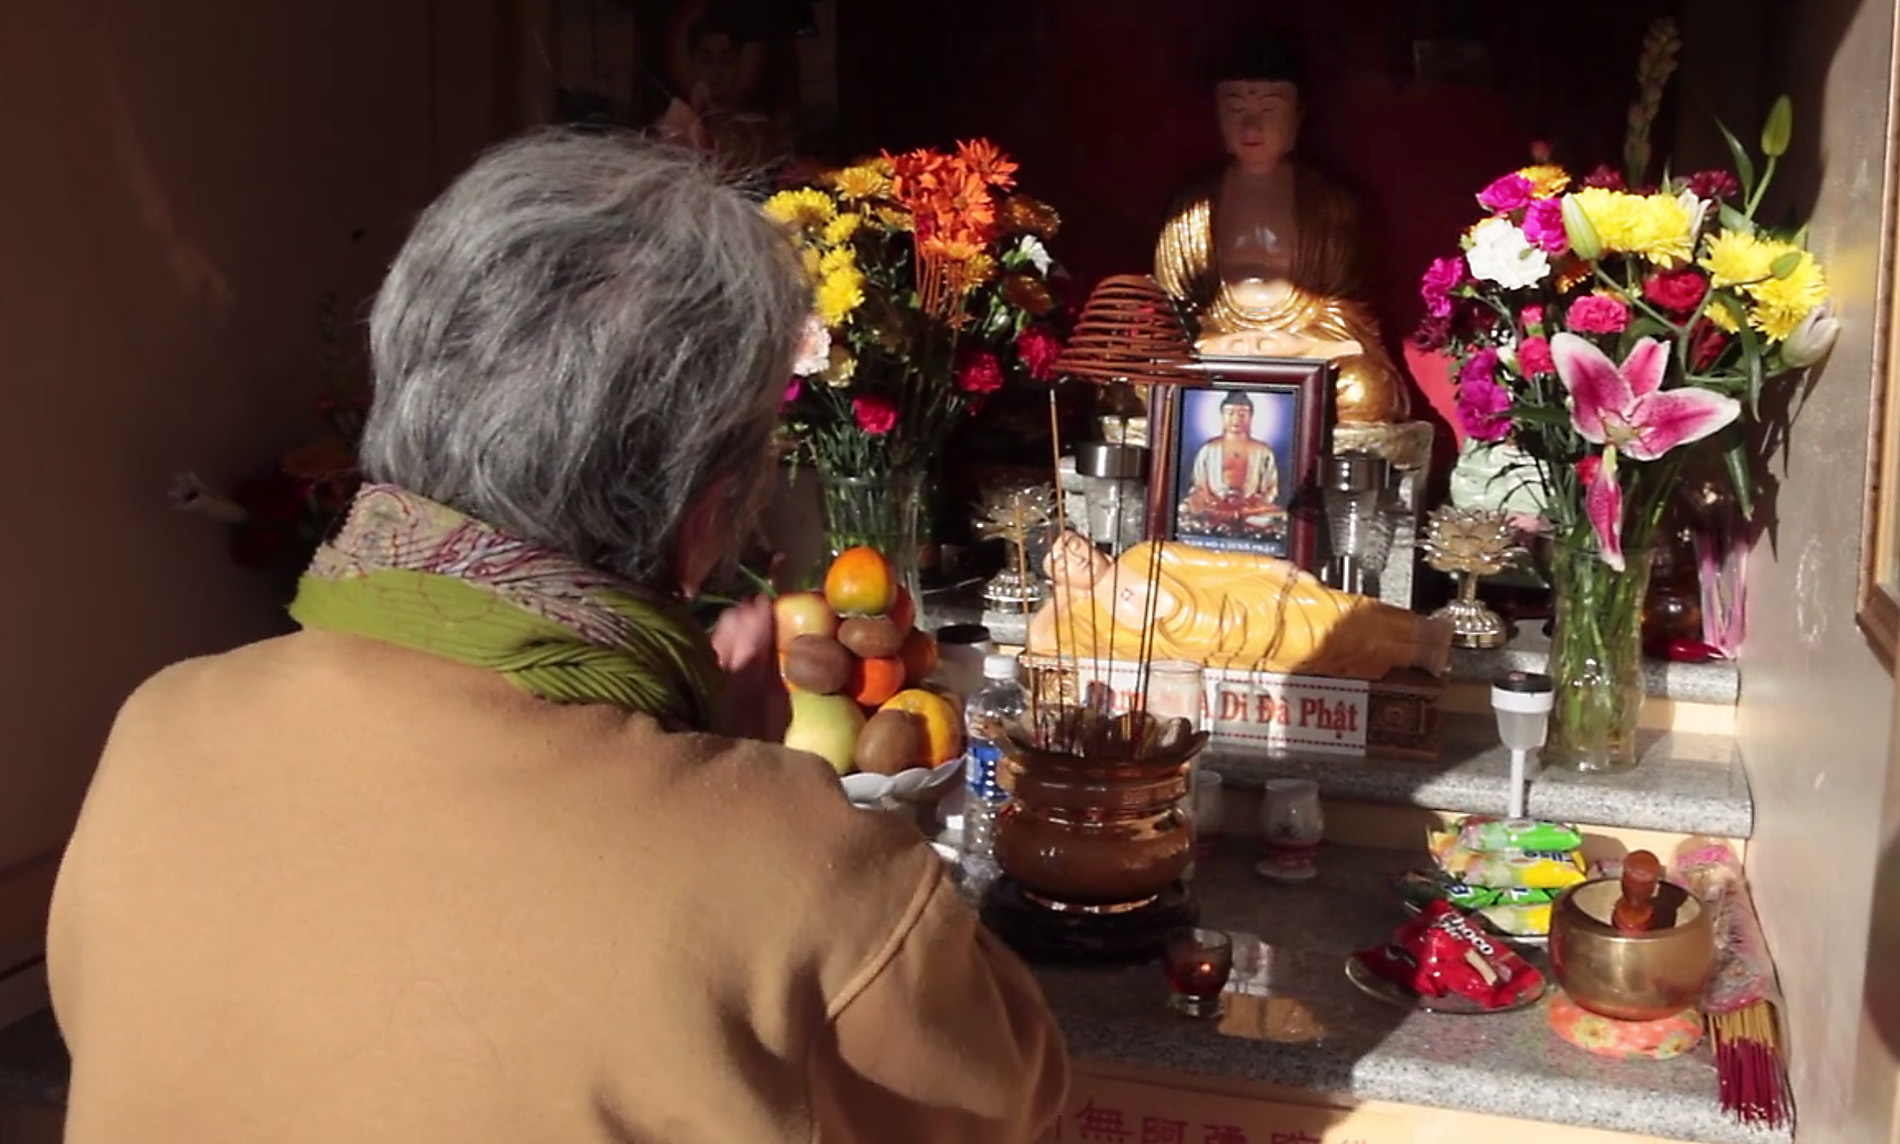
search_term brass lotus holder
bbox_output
[1419,505,1524,650]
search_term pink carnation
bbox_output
[1455,349,1512,443]
[781,378,802,407]
[1522,198,1569,254]
[956,350,1006,394]
[1016,326,1063,381]
[852,394,898,435]
[1567,295,1631,335]
[1477,173,1535,213]
[1518,336,1555,377]
[1419,256,1465,319]
[1520,305,1546,332]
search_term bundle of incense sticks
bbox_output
[1709,1003,1789,1129]
[1669,844,1791,1129]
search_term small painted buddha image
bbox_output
[1154,28,1411,425]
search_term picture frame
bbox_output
[1856,185,1900,665]
[1146,357,1335,570]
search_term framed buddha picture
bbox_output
[1147,357,1333,570]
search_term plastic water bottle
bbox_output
[960,653,1027,888]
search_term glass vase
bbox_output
[816,469,925,613]
[1543,540,1653,773]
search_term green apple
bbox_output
[774,590,840,654]
[783,690,866,774]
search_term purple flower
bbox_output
[1455,349,1512,443]
[1522,198,1569,254]
[1566,295,1631,335]
[1420,256,1466,319]
[782,378,802,407]
[1477,173,1535,214]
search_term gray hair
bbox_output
[360,130,809,588]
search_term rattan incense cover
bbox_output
[1051,274,1197,387]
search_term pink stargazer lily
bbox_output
[1552,333,1740,461]
[1553,333,1741,568]
[1578,451,1627,571]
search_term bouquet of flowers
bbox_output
[763,140,1070,480]
[1416,65,1836,766]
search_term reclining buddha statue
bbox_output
[1153,27,1411,426]
[1026,531,1452,681]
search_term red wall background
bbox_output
[837,0,1679,470]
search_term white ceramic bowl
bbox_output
[889,756,964,802]
[839,772,895,805]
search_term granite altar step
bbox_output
[1032,844,1787,1144]
[1201,711,1754,842]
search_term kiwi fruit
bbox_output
[853,708,932,776]
[837,616,905,659]
[782,634,855,696]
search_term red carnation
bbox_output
[852,393,899,435]
[1642,269,1709,314]
[956,350,1006,394]
[1016,326,1063,381]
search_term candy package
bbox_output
[1353,900,1545,1010]
[1454,816,1584,854]
[1476,901,1554,937]
[1430,840,1587,890]
[1393,869,1558,913]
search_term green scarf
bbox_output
[289,484,722,730]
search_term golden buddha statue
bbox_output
[1154,31,1411,424]
[1026,531,1451,680]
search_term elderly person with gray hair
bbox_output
[47,132,1068,1144]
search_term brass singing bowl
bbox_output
[1548,879,1715,1022]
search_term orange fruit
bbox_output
[888,585,916,632]
[849,655,906,708]
[824,546,898,617]
[898,628,939,684]
[879,687,964,764]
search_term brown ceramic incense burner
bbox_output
[1549,854,1715,1022]
[993,706,1206,913]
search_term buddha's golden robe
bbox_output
[1154,163,1411,424]
[1026,536,1450,680]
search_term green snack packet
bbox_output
[1456,816,1585,853]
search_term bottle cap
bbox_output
[983,653,1021,681]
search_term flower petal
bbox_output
[1552,332,1630,443]
[1582,449,1626,572]
[1623,387,1742,461]
[1618,337,1671,399]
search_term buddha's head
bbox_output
[1211,28,1306,175]
[1219,390,1257,439]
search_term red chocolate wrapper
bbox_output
[1354,900,1544,1010]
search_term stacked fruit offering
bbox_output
[777,546,964,780]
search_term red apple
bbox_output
[774,590,840,653]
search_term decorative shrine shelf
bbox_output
[1201,713,1754,840]
[1029,844,1788,1144]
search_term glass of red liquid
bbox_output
[1163,927,1233,1017]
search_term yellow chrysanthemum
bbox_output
[1704,298,1740,332]
[1749,252,1829,341]
[830,166,889,201]
[818,246,857,277]
[798,246,823,280]
[872,205,913,232]
[762,187,835,231]
[965,253,999,285]
[1699,231,1779,288]
[815,268,865,326]
[1573,188,1694,266]
[822,211,863,246]
[1517,164,1572,198]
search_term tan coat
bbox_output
[47,630,1068,1142]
